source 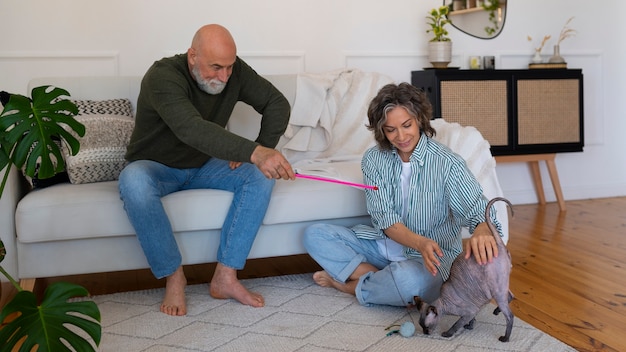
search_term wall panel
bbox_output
[0,52,119,94]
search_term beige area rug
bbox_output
[85,273,576,352]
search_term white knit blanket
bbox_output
[278,69,394,165]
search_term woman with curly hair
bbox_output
[304,83,503,306]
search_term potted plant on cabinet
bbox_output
[426,5,452,68]
[0,86,101,351]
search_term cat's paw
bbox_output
[464,318,476,330]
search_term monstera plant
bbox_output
[0,86,101,351]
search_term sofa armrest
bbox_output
[0,165,26,281]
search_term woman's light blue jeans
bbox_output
[304,223,443,306]
[118,158,274,279]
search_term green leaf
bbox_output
[0,85,84,180]
[425,6,451,42]
[0,282,101,352]
[0,135,10,172]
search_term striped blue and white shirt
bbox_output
[353,133,501,281]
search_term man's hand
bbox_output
[250,145,295,180]
[464,222,498,265]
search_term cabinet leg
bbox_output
[529,161,546,205]
[545,158,567,212]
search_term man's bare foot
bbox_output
[312,270,357,295]
[209,263,264,307]
[161,266,187,316]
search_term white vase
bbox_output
[428,41,452,69]
[532,51,542,64]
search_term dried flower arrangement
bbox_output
[527,34,551,56]
[556,17,576,45]
[527,16,576,64]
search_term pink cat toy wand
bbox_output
[294,172,378,190]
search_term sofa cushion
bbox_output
[15,181,233,243]
[15,161,368,243]
[62,99,134,184]
[264,161,368,224]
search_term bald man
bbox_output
[119,24,294,316]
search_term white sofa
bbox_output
[0,71,508,288]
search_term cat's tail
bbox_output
[485,197,514,248]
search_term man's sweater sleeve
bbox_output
[236,60,291,149]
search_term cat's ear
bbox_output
[413,296,425,310]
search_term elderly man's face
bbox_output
[189,45,235,95]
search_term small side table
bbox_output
[495,153,566,212]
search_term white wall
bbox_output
[1,0,625,204]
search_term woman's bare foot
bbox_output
[209,263,264,307]
[161,266,187,316]
[312,270,335,287]
[312,270,357,295]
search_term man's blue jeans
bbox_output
[118,158,274,279]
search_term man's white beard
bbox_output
[192,66,227,95]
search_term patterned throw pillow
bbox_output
[74,98,133,116]
[20,138,70,189]
[61,99,134,184]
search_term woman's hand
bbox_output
[414,236,444,276]
[384,223,443,276]
[464,222,498,265]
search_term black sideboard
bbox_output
[411,69,584,156]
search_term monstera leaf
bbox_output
[0,282,101,352]
[0,85,98,350]
[0,85,84,182]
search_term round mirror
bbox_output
[444,0,507,39]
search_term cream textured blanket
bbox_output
[278,69,394,165]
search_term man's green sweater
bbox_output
[125,54,290,168]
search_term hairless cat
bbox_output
[413,197,515,342]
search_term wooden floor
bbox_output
[1,197,625,351]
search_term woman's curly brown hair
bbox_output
[366,82,435,150]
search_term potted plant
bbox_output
[426,5,452,68]
[0,86,101,351]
